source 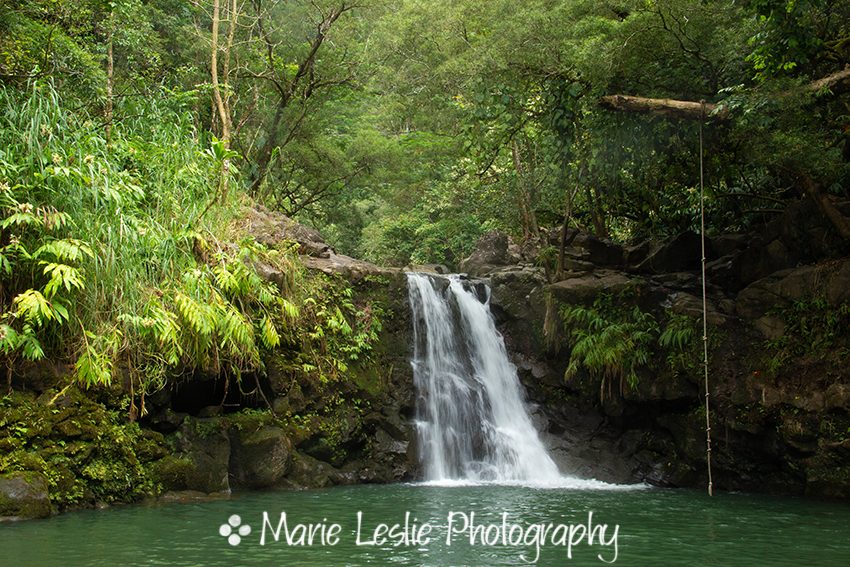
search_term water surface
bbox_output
[2,484,849,566]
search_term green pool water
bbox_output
[1,483,849,566]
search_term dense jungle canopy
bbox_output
[1,0,849,391]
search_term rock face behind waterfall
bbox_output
[464,198,850,497]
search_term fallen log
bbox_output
[599,66,850,121]
[598,95,726,121]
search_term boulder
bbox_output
[459,231,521,276]
[10,361,70,392]
[572,233,624,266]
[244,205,332,257]
[0,472,52,520]
[669,292,727,325]
[825,383,850,410]
[547,271,643,305]
[301,253,401,281]
[406,264,449,274]
[175,420,231,493]
[735,238,795,288]
[624,240,651,268]
[636,231,706,274]
[229,425,293,489]
[710,233,749,258]
[489,266,548,320]
[736,258,850,321]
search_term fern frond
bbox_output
[259,315,280,349]
[33,238,93,262]
[41,262,85,296]
[13,289,57,326]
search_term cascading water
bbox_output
[407,272,562,483]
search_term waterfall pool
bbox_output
[2,483,849,566]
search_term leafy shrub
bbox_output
[559,293,703,400]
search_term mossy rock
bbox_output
[149,455,194,491]
[230,425,293,489]
[0,471,52,520]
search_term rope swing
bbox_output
[699,101,714,497]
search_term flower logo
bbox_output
[219,514,251,546]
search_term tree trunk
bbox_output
[585,185,608,238]
[799,174,850,240]
[210,0,237,201]
[511,139,539,241]
[248,3,351,194]
[105,11,114,144]
[556,164,583,279]
[250,101,286,195]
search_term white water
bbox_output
[409,272,624,489]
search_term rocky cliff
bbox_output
[469,198,850,497]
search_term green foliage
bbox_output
[561,296,660,399]
[659,313,701,374]
[559,294,703,400]
[764,297,850,372]
[0,82,240,398]
[4,0,850,270]
[746,0,849,80]
[295,275,384,381]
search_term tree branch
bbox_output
[600,66,850,121]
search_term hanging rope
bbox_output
[699,101,714,497]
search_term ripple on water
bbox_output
[1,484,849,567]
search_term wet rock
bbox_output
[284,452,338,489]
[230,425,293,489]
[157,490,231,504]
[175,420,231,493]
[0,472,52,520]
[406,264,449,274]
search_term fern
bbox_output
[260,316,280,348]
[18,328,46,361]
[13,289,67,326]
[560,296,659,399]
[33,238,93,262]
[75,329,122,388]
[41,262,85,297]
[1,210,42,229]
[174,291,215,338]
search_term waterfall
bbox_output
[407,272,561,483]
